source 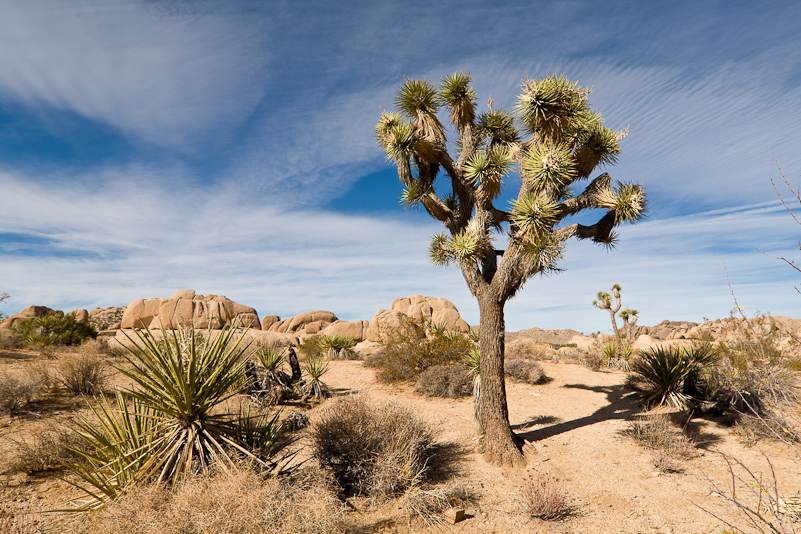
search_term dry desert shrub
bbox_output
[506,339,552,361]
[504,358,546,385]
[0,373,43,416]
[415,364,473,398]
[368,315,474,383]
[73,468,349,534]
[519,470,574,520]
[402,483,480,527]
[310,394,441,500]
[11,426,88,474]
[57,349,110,395]
[621,413,697,473]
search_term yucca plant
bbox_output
[229,406,299,475]
[601,341,618,365]
[64,321,303,511]
[255,344,287,373]
[464,348,482,423]
[64,392,158,509]
[300,356,331,402]
[468,329,480,344]
[319,335,357,359]
[631,345,718,410]
[427,320,448,337]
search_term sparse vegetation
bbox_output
[300,356,331,401]
[66,323,296,509]
[0,373,43,416]
[415,364,473,398]
[367,315,474,383]
[621,413,697,473]
[73,468,349,534]
[504,358,546,385]
[320,335,357,360]
[310,395,440,500]
[11,311,97,346]
[519,470,573,520]
[57,349,110,395]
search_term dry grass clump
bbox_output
[519,469,574,520]
[506,339,553,361]
[415,364,473,398]
[310,395,441,500]
[56,349,110,395]
[621,413,697,473]
[403,483,480,527]
[11,426,88,474]
[0,496,43,534]
[0,373,43,416]
[505,358,546,384]
[367,316,474,383]
[73,467,349,534]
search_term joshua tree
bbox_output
[376,73,646,466]
[0,292,9,321]
[593,284,638,350]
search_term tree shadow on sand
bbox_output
[514,383,642,442]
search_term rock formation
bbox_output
[120,290,260,330]
[0,305,54,330]
[365,295,470,342]
[266,310,338,335]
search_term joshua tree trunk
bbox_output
[477,293,525,466]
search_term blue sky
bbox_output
[1,0,800,334]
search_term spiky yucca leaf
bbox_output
[301,356,331,401]
[116,323,259,483]
[400,179,432,209]
[427,320,448,336]
[464,348,481,378]
[573,125,625,178]
[596,182,647,223]
[464,146,513,200]
[378,119,416,163]
[448,229,485,265]
[255,345,287,372]
[64,392,159,509]
[439,71,477,128]
[522,143,576,193]
[477,108,520,146]
[429,232,451,267]
[511,192,560,244]
[515,74,596,142]
[395,78,445,143]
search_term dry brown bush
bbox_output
[621,413,697,473]
[0,373,43,416]
[415,364,472,398]
[519,469,574,520]
[402,483,480,527]
[73,467,349,534]
[506,339,553,361]
[57,349,110,395]
[504,359,546,385]
[11,426,88,474]
[310,394,444,501]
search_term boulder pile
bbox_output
[121,290,260,330]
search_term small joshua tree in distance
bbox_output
[593,284,638,352]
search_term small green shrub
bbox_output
[310,395,439,500]
[630,345,718,409]
[12,311,97,346]
[504,359,546,385]
[415,365,472,398]
[370,316,474,383]
[300,356,331,401]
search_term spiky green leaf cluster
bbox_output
[395,78,444,142]
[439,71,477,127]
[522,142,576,193]
[399,179,432,209]
[516,74,597,143]
[573,125,624,178]
[477,108,520,146]
[429,229,489,267]
[375,111,416,163]
[520,233,566,275]
[597,182,647,223]
[464,146,513,200]
[511,192,560,244]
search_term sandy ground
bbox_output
[2,348,801,533]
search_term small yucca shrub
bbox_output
[630,345,717,409]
